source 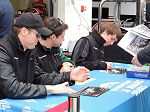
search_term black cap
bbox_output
[15,12,52,36]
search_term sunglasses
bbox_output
[36,33,41,38]
[27,28,41,38]
[52,18,64,30]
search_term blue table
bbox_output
[0,63,150,112]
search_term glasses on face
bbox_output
[52,18,64,30]
[27,29,41,38]
[35,33,41,38]
[32,31,41,38]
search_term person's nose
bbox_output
[62,37,65,41]
[110,41,114,45]
[37,37,39,42]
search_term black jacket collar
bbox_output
[90,30,106,46]
[36,42,58,52]
[6,31,30,53]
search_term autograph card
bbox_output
[76,86,110,97]
[107,68,127,74]
[75,78,96,85]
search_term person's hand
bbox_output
[60,62,74,72]
[106,62,113,70]
[131,56,143,67]
[70,66,90,82]
[45,82,76,94]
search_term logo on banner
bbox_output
[0,100,11,110]
[45,104,57,108]
[23,99,37,103]
[100,82,120,88]
[22,106,33,112]
[100,80,148,96]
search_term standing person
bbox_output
[0,0,14,37]
[32,17,75,75]
[0,12,90,99]
[131,46,150,67]
[71,22,122,71]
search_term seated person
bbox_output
[32,17,75,74]
[71,22,122,71]
[0,12,90,99]
[131,46,150,66]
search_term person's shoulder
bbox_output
[0,36,9,44]
[75,37,90,48]
[0,36,13,55]
[139,46,150,54]
[78,36,90,42]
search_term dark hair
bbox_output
[13,26,21,35]
[42,17,68,40]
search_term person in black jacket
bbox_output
[131,3,150,67]
[32,17,75,74]
[131,46,150,66]
[71,22,122,71]
[0,12,90,99]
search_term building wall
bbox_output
[10,0,27,14]
[53,0,92,51]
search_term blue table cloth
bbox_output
[0,63,150,112]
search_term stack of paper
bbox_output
[118,24,150,56]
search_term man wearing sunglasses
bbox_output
[0,12,90,99]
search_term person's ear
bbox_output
[101,30,108,40]
[51,34,56,40]
[104,30,108,35]
[21,27,28,36]
[37,36,42,41]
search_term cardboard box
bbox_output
[126,65,150,79]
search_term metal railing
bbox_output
[98,0,147,31]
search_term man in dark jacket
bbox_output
[71,22,122,71]
[32,17,75,74]
[0,0,14,37]
[0,12,90,99]
[131,46,150,66]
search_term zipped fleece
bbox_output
[0,31,71,99]
[71,30,107,70]
[32,42,75,73]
